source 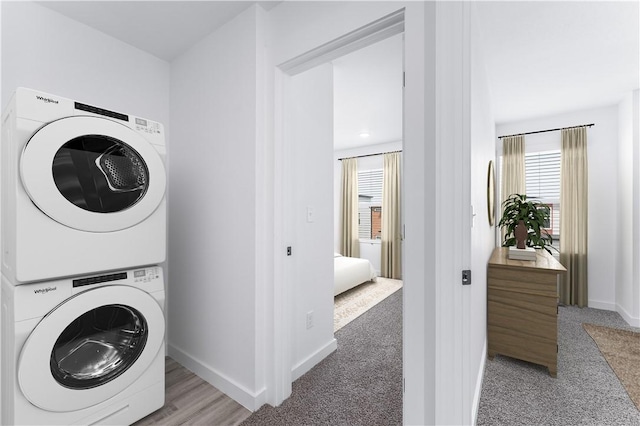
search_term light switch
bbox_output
[307,206,314,223]
[471,205,476,228]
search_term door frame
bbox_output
[269,3,472,424]
[271,4,410,408]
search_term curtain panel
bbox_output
[501,135,526,242]
[560,127,588,307]
[340,158,360,258]
[381,152,401,279]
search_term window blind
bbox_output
[358,169,383,239]
[525,151,560,200]
[525,150,560,239]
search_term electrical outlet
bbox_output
[306,311,314,329]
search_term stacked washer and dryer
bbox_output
[1,88,167,425]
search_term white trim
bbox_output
[271,68,294,406]
[471,339,487,426]
[402,2,431,424]
[433,3,471,424]
[588,299,616,311]
[167,344,266,412]
[279,10,404,76]
[291,338,337,381]
[616,303,640,327]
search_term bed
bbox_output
[334,253,377,296]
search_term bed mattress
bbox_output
[334,253,376,296]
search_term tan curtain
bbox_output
[340,158,359,258]
[501,135,526,242]
[381,152,401,279]
[560,127,588,307]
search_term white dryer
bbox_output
[1,266,165,425]
[1,88,167,284]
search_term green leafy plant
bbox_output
[498,193,555,254]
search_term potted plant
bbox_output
[498,193,555,254]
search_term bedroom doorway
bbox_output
[332,33,404,333]
[277,26,405,417]
[269,7,439,418]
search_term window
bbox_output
[358,169,383,240]
[525,150,560,252]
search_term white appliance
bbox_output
[1,88,167,284]
[1,266,165,425]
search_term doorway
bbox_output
[331,34,404,333]
[270,5,447,424]
[272,7,406,406]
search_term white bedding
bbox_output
[334,253,377,296]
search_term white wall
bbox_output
[167,5,264,410]
[633,90,640,326]
[496,105,619,313]
[333,141,402,275]
[289,64,337,378]
[468,4,496,424]
[616,90,640,326]
[0,2,170,126]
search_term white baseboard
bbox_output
[291,338,338,381]
[167,344,266,411]
[616,303,640,327]
[471,338,487,426]
[588,299,616,311]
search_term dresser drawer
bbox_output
[488,324,557,369]
[488,267,558,297]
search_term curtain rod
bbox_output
[498,123,594,139]
[338,150,402,161]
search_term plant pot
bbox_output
[514,220,527,249]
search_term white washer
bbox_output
[1,88,167,284]
[1,266,165,425]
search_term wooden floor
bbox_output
[133,357,252,426]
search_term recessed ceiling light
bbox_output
[359,132,370,138]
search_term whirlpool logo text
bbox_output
[35,95,58,104]
[33,286,57,294]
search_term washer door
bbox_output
[18,285,165,412]
[21,116,166,232]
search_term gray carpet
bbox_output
[242,289,402,426]
[477,305,640,426]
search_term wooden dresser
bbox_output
[487,247,566,377]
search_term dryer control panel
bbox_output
[133,266,161,283]
[134,117,162,135]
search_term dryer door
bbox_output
[18,285,165,412]
[20,116,166,232]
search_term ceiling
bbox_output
[37,1,639,144]
[332,35,403,151]
[37,1,280,62]
[474,1,639,124]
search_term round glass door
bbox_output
[52,136,149,213]
[50,304,148,390]
[20,116,166,232]
[18,285,165,412]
